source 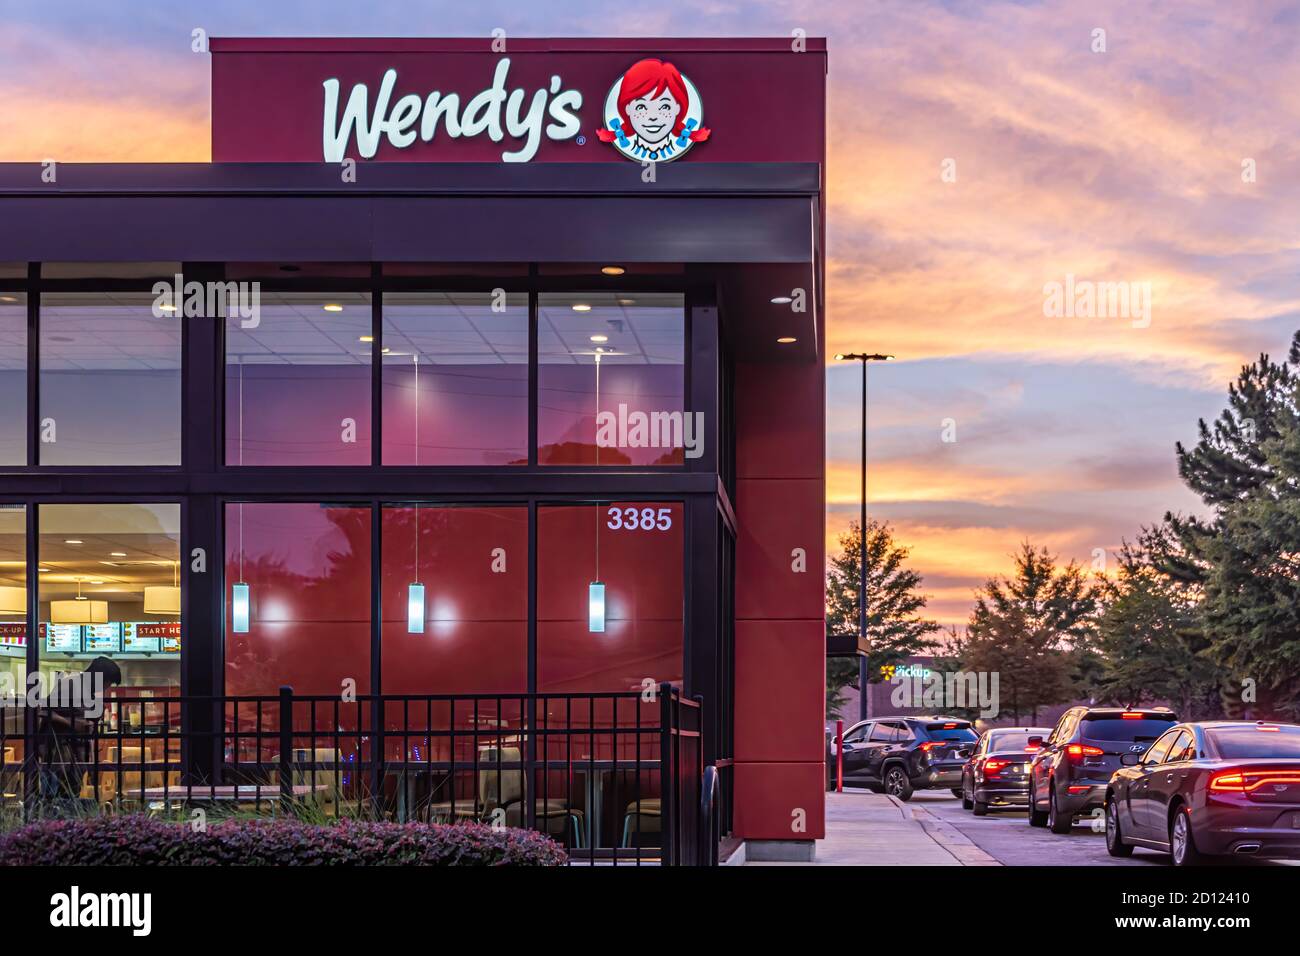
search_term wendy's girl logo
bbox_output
[598,58,711,162]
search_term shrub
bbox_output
[0,815,568,866]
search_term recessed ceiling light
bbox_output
[381,347,391,354]
[358,335,374,343]
[323,304,344,312]
[617,298,636,306]
[64,540,82,545]
[158,304,178,313]
[571,304,592,312]
[601,266,625,276]
[589,334,609,343]
[38,568,49,573]
[770,296,793,305]
[110,552,126,557]
[0,295,18,303]
[777,337,797,344]
[90,580,104,585]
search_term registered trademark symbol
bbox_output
[577,135,587,145]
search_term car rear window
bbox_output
[924,723,978,742]
[1207,726,1300,758]
[1081,717,1176,741]
[988,732,1040,752]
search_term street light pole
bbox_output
[836,352,894,723]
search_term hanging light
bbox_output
[0,585,25,616]
[407,357,427,634]
[588,581,606,633]
[407,582,426,634]
[231,582,250,633]
[51,578,108,625]
[144,560,181,615]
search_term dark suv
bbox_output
[1028,706,1177,834]
[828,716,979,800]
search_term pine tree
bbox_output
[825,520,939,717]
[956,542,1096,722]
[1166,333,1300,717]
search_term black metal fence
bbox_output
[0,683,715,865]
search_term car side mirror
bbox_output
[1121,752,1140,766]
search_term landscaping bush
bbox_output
[0,815,568,866]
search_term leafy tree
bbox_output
[957,542,1096,723]
[1092,532,1218,717]
[1166,335,1300,717]
[825,520,939,718]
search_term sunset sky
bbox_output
[3,0,1295,626]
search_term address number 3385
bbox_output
[606,506,673,531]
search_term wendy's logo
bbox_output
[598,58,710,162]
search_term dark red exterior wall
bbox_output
[208,36,828,843]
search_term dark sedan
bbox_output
[1106,721,1300,865]
[960,726,1052,815]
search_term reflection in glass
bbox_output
[39,294,182,465]
[0,506,26,693]
[538,294,685,466]
[225,293,372,465]
[382,294,528,465]
[0,294,24,464]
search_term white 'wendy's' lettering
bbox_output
[322,58,583,163]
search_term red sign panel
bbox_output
[211,38,826,164]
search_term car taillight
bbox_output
[1066,744,1103,760]
[984,759,1010,774]
[1256,725,1280,732]
[919,741,944,752]
[1121,712,1144,719]
[1025,744,1041,752]
[1209,769,1300,793]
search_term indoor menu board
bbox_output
[0,623,24,648]
[83,622,122,653]
[122,622,160,653]
[137,621,181,654]
[44,623,82,653]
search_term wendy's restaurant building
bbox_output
[0,37,827,864]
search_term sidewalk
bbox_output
[747,789,1001,866]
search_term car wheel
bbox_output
[1027,775,1048,826]
[972,797,989,816]
[1106,799,1133,857]
[884,765,913,801]
[1048,788,1072,834]
[1170,807,1206,866]
[950,788,963,798]
[961,779,974,811]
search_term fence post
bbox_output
[278,686,292,810]
[659,682,674,866]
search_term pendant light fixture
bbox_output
[232,503,249,633]
[144,559,181,615]
[51,577,109,625]
[586,341,606,633]
[589,497,605,634]
[407,354,426,633]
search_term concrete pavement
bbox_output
[747,788,1000,865]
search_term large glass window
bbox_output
[537,502,684,696]
[223,502,371,697]
[37,503,181,691]
[381,294,528,466]
[0,506,25,693]
[225,293,372,466]
[538,294,686,466]
[39,294,182,465]
[0,294,24,465]
[381,504,527,695]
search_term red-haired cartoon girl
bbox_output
[599,58,711,162]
